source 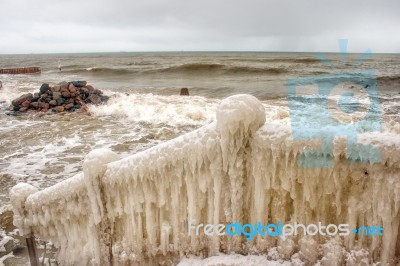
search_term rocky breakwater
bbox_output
[9,81,109,114]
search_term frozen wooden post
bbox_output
[9,184,40,265]
[26,234,39,266]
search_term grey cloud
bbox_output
[0,0,399,53]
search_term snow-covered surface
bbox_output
[0,235,13,252]
[9,94,400,265]
[177,254,293,266]
[0,251,14,266]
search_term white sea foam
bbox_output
[89,92,219,126]
[0,79,40,104]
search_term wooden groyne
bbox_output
[0,67,41,74]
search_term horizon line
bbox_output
[1,50,399,56]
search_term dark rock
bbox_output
[48,91,53,96]
[52,92,61,100]
[85,85,94,91]
[68,83,76,93]
[73,104,82,109]
[33,92,40,98]
[38,102,49,110]
[93,89,103,95]
[72,81,87,87]
[6,111,21,116]
[11,93,33,107]
[180,88,189,96]
[40,93,48,99]
[80,88,90,97]
[50,85,60,92]
[20,100,31,108]
[49,100,57,106]
[55,106,65,112]
[30,102,39,109]
[44,97,51,103]
[13,106,20,111]
[66,98,74,104]
[31,96,39,102]
[61,91,71,98]
[65,103,74,110]
[87,94,102,104]
[39,83,50,94]
[56,98,65,105]
[101,95,110,102]
[59,81,68,89]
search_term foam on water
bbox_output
[89,91,219,126]
[0,79,39,104]
[2,134,83,179]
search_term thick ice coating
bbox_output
[9,183,38,236]
[10,94,400,265]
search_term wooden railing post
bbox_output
[26,234,39,266]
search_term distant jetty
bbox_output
[0,67,41,74]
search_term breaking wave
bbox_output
[60,63,289,76]
[377,75,400,83]
[158,63,288,75]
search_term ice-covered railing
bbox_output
[10,94,400,265]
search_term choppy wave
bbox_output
[226,57,322,64]
[86,67,133,75]
[158,63,288,75]
[60,63,289,76]
[377,75,400,83]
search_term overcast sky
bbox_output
[0,0,399,54]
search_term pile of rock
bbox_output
[9,81,109,113]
